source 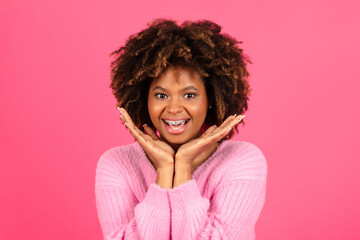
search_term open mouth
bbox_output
[162,119,190,134]
[163,119,189,127]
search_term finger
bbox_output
[200,125,217,138]
[119,108,138,129]
[117,107,126,124]
[118,108,145,140]
[221,114,238,127]
[189,122,232,155]
[126,122,159,153]
[205,115,245,143]
[230,115,246,128]
[119,117,125,124]
[220,115,245,134]
[118,107,130,123]
[124,122,143,142]
[143,124,159,140]
[206,127,232,143]
[212,114,237,134]
[218,114,245,132]
[118,109,163,155]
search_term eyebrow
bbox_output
[152,86,199,92]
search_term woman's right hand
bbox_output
[118,107,175,171]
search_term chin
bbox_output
[162,131,201,146]
[162,135,189,145]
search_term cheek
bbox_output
[190,104,206,113]
[147,100,162,122]
[188,102,208,122]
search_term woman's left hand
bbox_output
[175,114,245,172]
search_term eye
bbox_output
[155,93,167,99]
[184,93,197,99]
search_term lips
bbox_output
[162,118,190,134]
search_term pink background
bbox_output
[1,0,359,239]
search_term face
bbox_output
[147,65,209,149]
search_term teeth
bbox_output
[164,119,187,125]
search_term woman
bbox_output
[95,18,267,240]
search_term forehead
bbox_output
[150,66,204,87]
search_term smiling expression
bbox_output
[147,65,209,149]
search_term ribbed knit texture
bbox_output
[95,140,267,240]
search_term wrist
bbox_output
[157,164,174,173]
[175,156,192,171]
[156,167,174,189]
[175,162,192,172]
[173,161,192,188]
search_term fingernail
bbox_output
[237,115,245,124]
[143,123,147,127]
[124,122,128,127]
[118,109,124,119]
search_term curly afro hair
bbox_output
[110,18,252,141]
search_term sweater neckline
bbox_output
[134,140,229,179]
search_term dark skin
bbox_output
[119,107,244,188]
[117,67,245,188]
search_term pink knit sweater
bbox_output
[95,140,267,240]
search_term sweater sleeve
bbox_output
[168,143,267,240]
[95,150,171,240]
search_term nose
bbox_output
[166,98,183,114]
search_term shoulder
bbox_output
[218,140,267,182]
[222,140,266,161]
[97,142,142,166]
[95,142,142,183]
